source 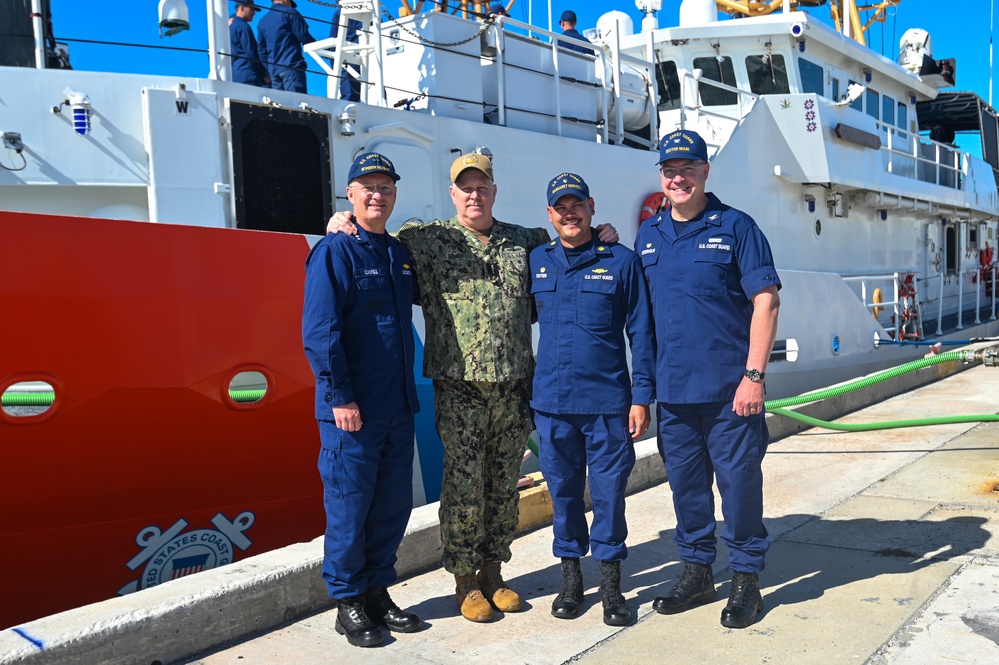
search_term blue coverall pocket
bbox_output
[530,277,557,323]
[318,429,345,499]
[578,279,616,326]
[692,249,734,296]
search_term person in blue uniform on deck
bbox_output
[303,152,421,648]
[257,0,316,93]
[637,129,781,629]
[530,173,655,627]
[229,2,270,87]
[329,8,362,101]
[557,10,593,54]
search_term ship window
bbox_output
[746,54,789,95]
[798,58,823,95]
[655,59,681,111]
[969,225,979,251]
[847,80,863,110]
[693,56,738,106]
[1,380,55,418]
[882,95,895,129]
[228,371,268,405]
[831,78,840,102]
[897,102,908,131]
[865,89,879,119]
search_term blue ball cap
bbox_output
[547,172,589,206]
[347,152,401,183]
[658,129,709,164]
[560,10,577,23]
[490,2,506,13]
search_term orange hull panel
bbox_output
[0,212,325,628]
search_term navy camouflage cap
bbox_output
[347,152,401,183]
[546,172,589,206]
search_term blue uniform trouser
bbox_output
[657,402,770,573]
[534,412,636,562]
[317,416,414,600]
[271,67,307,93]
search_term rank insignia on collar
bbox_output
[550,240,557,246]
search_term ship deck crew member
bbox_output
[557,10,593,54]
[326,153,621,624]
[530,173,654,626]
[257,0,316,93]
[229,2,270,87]
[303,152,421,647]
[637,129,781,629]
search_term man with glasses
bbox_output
[637,129,781,629]
[303,152,421,647]
[327,152,619,624]
[529,173,654,626]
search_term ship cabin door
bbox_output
[945,223,958,275]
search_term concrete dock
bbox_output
[3,359,999,664]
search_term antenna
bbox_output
[991,0,995,106]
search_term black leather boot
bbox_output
[653,562,717,615]
[334,594,383,647]
[720,571,764,629]
[367,586,421,633]
[599,560,631,626]
[551,557,584,619]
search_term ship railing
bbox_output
[678,72,760,157]
[924,267,998,335]
[842,272,906,339]
[875,119,963,190]
[485,15,659,148]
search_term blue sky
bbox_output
[48,1,996,107]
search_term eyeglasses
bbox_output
[351,183,397,196]
[660,162,705,179]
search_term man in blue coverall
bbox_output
[530,173,655,626]
[258,0,316,93]
[557,10,593,54]
[637,129,781,629]
[303,152,421,647]
[229,2,269,87]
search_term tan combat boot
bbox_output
[477,561,522,612]
[455,573,493,622]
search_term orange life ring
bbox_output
[639,191,668,224]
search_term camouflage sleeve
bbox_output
[530,226,551,250]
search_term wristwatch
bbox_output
[744,368,765,383]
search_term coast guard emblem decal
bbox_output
[118,511,255,595]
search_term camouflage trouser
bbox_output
[434,378,532,576]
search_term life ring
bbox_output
[872,287,883,319]
[639,191,668,224]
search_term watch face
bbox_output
[745,369,763,382]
